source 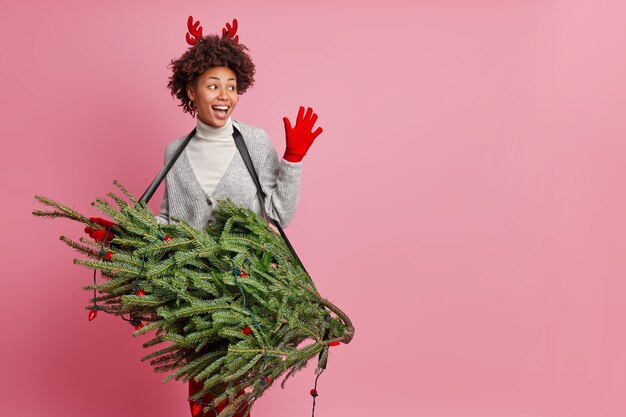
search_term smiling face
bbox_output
[186,66,239,127]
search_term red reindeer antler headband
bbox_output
[221,19,239,43]
[186,16,239,46]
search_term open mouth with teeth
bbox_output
[211,105,230,120]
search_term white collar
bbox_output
[195,117,234,141]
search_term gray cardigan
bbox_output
[156,120,302,230]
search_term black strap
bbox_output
[232,126,308,274]
[139,128,197,204]
[231,128,329,364]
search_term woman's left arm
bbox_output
[258,149,302,228]
[258,107,323,227]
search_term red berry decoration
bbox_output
[242,326,252,335]
[164,235,172,241]
[192,402,202,416]
[134,322,145,331]
[310,388,318,397]
[240,270,248,277]
[88,310,97,321]
[135,289,145,297]
[329,341,340,346]
[104,251,113,261]
[260,376,270,385]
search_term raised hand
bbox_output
[282,106,323,163]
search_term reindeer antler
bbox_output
[221,19,239,43]
[186,16,203,45]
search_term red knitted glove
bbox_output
[84,217,116,246]
[89,217,116,228]
[282,106,323,163]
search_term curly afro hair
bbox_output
[168,35,256,117]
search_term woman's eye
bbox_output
[208,85,217,90]
[228,86,236,91]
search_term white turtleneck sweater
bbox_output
[186,117,238,196]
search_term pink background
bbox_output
[2,0,626,416]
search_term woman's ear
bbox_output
[186,84,195,102]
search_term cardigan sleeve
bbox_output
[258,140,303,228]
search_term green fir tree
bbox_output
[33,181,354,417]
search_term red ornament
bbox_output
[104,251,113,261]
[135,289,145,297]
[261,376,270,385]
[191,402,202,416]
[242,326,252,335]
[240,270,248,277]
[88,310,97,321]
[329,341,340,346]
[134,322,145,331]
[164,235,172,241]
[310,388,318,397]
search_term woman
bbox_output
[157,17,323,417]
[157,18,322,232]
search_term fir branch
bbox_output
[163,351,216,383]
[107,191,130,210]
[142,335,167,349]
[227,347,289,357]
[74,258,140,277]
[183,328,220,343]
[141,344,179,363]
[161,333,195,349]
[113,180,138,205]
[111,237,147,249]
[34,182,354,409]
[33,195,90,224]
[193,354,227,382]
[160,298,238,320]
[121,294,171,308]
[220,235,267,252]
[221,353,262,383]
[92,197,120,222]
[59,236,99,257]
